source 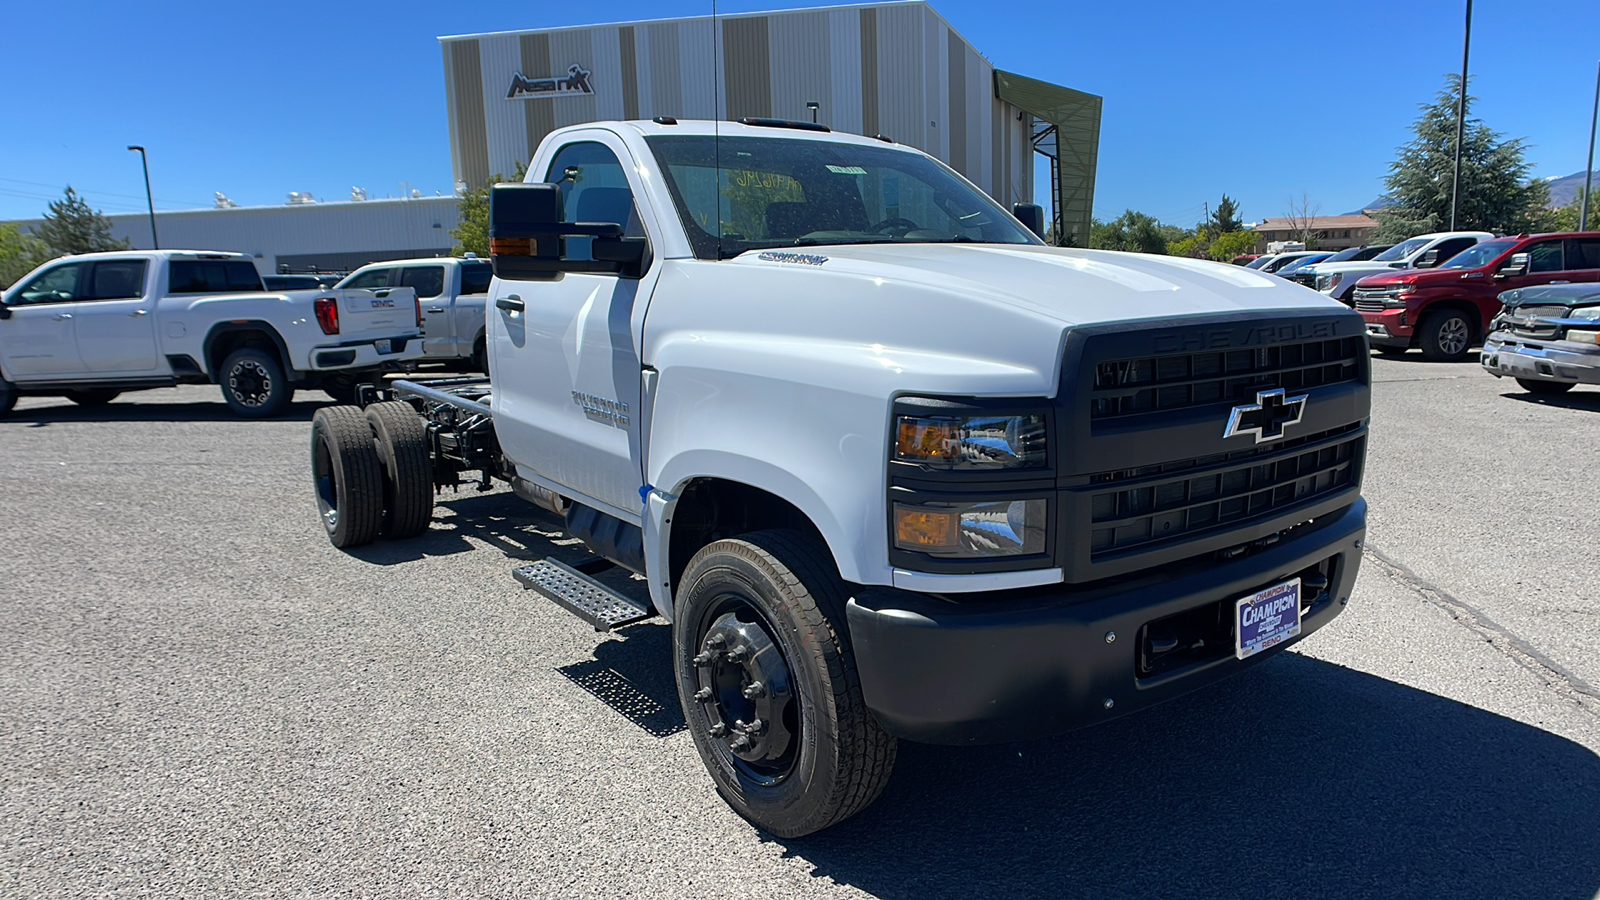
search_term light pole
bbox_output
[127,145,159,249]
[1449,0,1472,231]
[806,101,820,124]
[1582,60,1598,232]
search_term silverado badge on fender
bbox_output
[1223,388,1308,443]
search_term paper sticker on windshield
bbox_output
[825,165,867,175]
[757,251,828,266]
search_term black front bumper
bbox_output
[847,499,1365,745]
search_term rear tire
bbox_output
[1517,378,1576,395]
[310,406,383,548]
[220,346,293,417]
[472,336,488,375]
[364,401,434,538]
[674,529,896,837]
[1419,309,1475,362]
[0,376,15,416]
[66,389,120,407]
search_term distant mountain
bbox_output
[1546,170,1599,207]
[1346,195,1393,215]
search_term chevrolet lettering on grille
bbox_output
[1223,388,1308,443]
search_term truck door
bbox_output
[489,135,660,523]
[0,260,88,379]
[72,258,163,374]
[400,264,453,357]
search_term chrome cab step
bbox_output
[512,558,651,632]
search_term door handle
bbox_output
[496,295,525,312]
[53,313,73,320]
[129,309,149,317]
[374,289,391,298]
[426,307,445,314]
[1550,280,1571,285]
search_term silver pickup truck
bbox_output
[335,257,492,372]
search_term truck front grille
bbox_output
[1090,336,1361,420]
[1086,424,1362,560]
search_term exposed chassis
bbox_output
[364,376,503,492]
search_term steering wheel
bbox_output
[868,217,921,236]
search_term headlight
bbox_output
[893,499,1048,557]
[1569,307,1600,321]
[894,413,1046,469]
[1317,273,1342,292]
[1563,329,1600,345]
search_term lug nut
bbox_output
[747,718,765,734]
[742,681,766,699]
[708,634,727,649]
[729,734,752,751]
[709,723,727,737]
[1105,631,1116,644]
[1103,698,1115,710]
[726,647,747,663]
[693,651,714,667]
[693,687,713,702]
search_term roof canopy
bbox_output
[995,70,1101,247]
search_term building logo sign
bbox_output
[507,64,594,100]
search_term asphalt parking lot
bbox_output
[4,355,1599,899]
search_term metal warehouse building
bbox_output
[440,1,1102,244]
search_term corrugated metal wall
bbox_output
[439,1,1035,207]
[81,197,460,275]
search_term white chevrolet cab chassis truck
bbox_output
[0,250,422,416]
[307,118,1370,836]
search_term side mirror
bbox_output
[489,182,647,280]
[0,305,10,321]
[1012,203,1046,239]
[1495,252,1529,279]
[1414,248,1441,269]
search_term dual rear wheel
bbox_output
[311,401,433,548]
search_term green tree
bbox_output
[36,187,129,255]
[452,161,529,256]
[1374,74,1549,242]
[1090,210,1168,255]
[1208,230,1259,262]
[1167,234,1208,258]
[0,223,54,289]
[1545,198,1600,232]
[1208,194,1243,237]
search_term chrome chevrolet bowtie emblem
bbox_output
[1224,389,1308,443]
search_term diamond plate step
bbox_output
[512,558,651,632]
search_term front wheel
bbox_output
[674,530,896,838]
[1419,310,1475,362]
[220,346,293,417]
[0,376,17,416]
[1517,378,1576,395]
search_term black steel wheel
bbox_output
[674,530,896,837]
[1517,378,1576,395]
[220,346,293,417]
[1419,309,1474,361]
[66,389,120,407]
[364,401,434,539]
[310,405,383,548]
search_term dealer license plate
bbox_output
[1235,578,1302,660]
[374,339,393,354]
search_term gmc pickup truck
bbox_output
[335,256,493,371]
[0,250,421,416]
[308,118,1370,836]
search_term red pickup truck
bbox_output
[1352,232,1600,360]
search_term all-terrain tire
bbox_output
[220,346,293,417]
[674,529,896,838]
[364,401,433,539]
[66,389,120,407]
[310,405,383,548]
[472,336,488,376]
[1419,309,1475,362]
[1516,378,1576,395]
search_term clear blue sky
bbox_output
[4,0,1596,228]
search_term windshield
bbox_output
[646,135,1040,260]
[1319,247,1363,264]
[1277,253,1330,274]
[1441,239,1515,270]
[1245,256,1275,269]
[1372,237,1429,262]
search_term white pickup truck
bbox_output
[0,250,422,416]
[308,118,1370,836]
[335,256,493,371]
[1304,230,1494,302]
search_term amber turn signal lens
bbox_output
[894,507,957,548]
[896,419,959,463]
[490,237,537,256]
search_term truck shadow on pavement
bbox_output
[6,398,332,424]
[347,490,580,565]
[1499,390,1600,413]
[780,655,1600,900]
